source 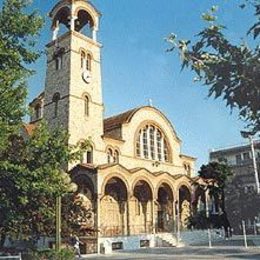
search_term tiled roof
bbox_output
[23,123,37,136]
[104,107,140,131]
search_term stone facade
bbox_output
[27,0,206,254]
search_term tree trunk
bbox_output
[0,233,6,249]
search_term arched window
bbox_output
[136,124,170,162]
[52,93,60,118]
[84,96,89,116]
[81,51,86,69]
[55,56,63,70]
[149,126,155,160]
[87,53,92,71]
[86,146,93,164]
[81,51,92,71]
[157,130,162,161]
[136,130,141,157]
[143,126,148,159]
[114,150,119,163]
[107,148,113,164]
[35,104,42,119]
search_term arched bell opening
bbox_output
[100,177,128,237]
[51,6,71,40]
[75,9,95,39]
[157,183,174,232]
[179,185,191,229]
[133,180,153,234]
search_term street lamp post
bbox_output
[241,131,260,194]
[55,171,78,252]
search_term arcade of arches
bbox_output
[72,167,210,238]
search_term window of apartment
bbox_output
[235,154,242,164]
[243,152,250,160]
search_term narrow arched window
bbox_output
[164,139,169,162]
[86,53,92,71]
[81,51,86,69]
[84,96,89,116]
[149,126,155,160]
[136,130,141,157]
[143,126,149,159]
[114,150,119,163]
[157,130,162,161]
[86,146,93,164]
[52,93,60,118]
[35,104,41,119]
[107,148,113,164]
[55,56,63,70]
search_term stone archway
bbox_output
[179,185,191,229]
[133,180,153,234]
[100,177,128,237]
[157,183,174,232]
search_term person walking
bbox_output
[72,234,83,258]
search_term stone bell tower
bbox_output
[44,0,104,157]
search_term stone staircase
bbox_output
[155,233,178,247]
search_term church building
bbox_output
[26,0,204,254]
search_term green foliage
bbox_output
[0,121,89,243]
[167,1,260,133]
[0,0,43,151]
[188,210,209,229]
[198,162,232,210]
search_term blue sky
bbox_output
[22,0,254,169]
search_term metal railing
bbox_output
[0,254,21,260]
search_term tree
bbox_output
[0,121,88,247]
[167,1,260,133]
[0,0,92,250]
[198,162,232,211]
[0,0,43,151]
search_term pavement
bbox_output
[79,235,260,260]
[81,247,260,260]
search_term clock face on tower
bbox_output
[82,70,92,84]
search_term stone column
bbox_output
[151,199,156,234]
[172,200,176,233]
[96,194,102,254]
[93,27,98,41]
[126,192,132,236]
[70,15,77,31]
[52,21,60,41]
